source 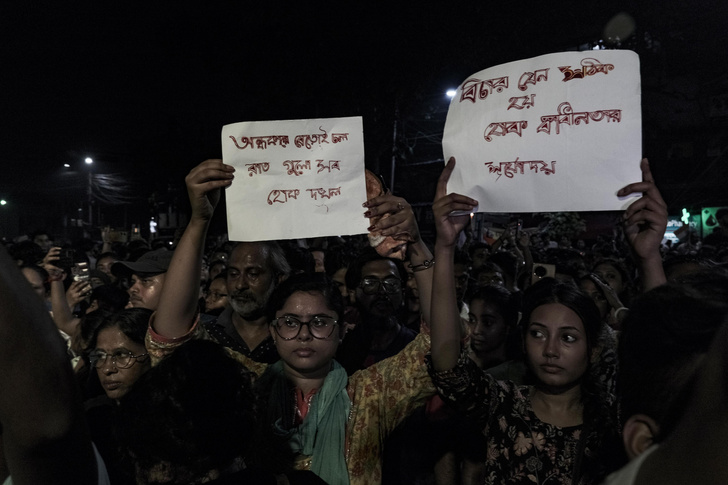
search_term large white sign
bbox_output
[222,117,369,241]
[443,50,642,213]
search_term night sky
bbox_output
[2,1,727,237]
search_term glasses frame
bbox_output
[206,291,228,301]
[358,276,403,295]
[272,315,339,341]
[89,350,149,369]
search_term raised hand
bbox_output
[618,158,667,260]
[66,280,92,307]
[617,158,668,290]
[184,159,235,222]
[433,158,478,248]
[364,192,420,243]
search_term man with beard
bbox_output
[336,247,416,374]
[203,241,290,363]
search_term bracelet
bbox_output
[614,307,629,319]
[408,259,435,272]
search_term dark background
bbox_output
[2,1,727,241]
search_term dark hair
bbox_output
[465,285,519,329]
[20,264,50,292]
[472,261,504,282]
[9,241,45,266]
[592,258,632,291]
[467,285,523,361]
[30,229,52,241]
[663,254,717,281]
[97,251,119,262]
[618,271,728,441]
[468,241,492,257]
[116,339,293,482]
[520,278,602,354]
[266,272,344,323]
[89,284,130,313]
[211,269,227,282]
[323,245,354,277]
[87,308,152,352]
[282,244,316,274]
[344,246,407,291]
[79,309,115,351]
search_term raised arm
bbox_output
[0,246,97,485]
[617,158,667,292]
[430,158,478,372]
[153,159,235,338]
[364,192,435,324]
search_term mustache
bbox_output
[230,290,257,301]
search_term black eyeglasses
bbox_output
[359,277,402,295]
[272,315,338,340]
[206,291,228,301]
[89,350,149,369]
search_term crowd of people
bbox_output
[2,156,728,485]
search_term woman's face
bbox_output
[594,263,624,295]
[467,299,508,355]
[477,269,504,288]
[525,303,590,393]
[95,325,150,400]
[271,291,341,379]
[578,278,609,319]
[205,278,229,313]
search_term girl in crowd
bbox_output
[464,285,521,371]
[428,159,624,484]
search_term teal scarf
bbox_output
[262,360,351,485]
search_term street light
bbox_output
[85,157,93,165]
[446,89,457,98]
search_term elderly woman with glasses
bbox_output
[83,308,152,484]
[87,308,152,401]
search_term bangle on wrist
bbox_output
[614,307,629,319]
[408,259,435,272]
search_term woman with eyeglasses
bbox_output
[87,308,152,401]
[147,159,436,485]
[228,272,434,485]
[84,308,152,485]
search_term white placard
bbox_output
[222,117,369,241]
[443,50,642,213]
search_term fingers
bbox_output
[363,194,410,217]
[617,158,666,205]
[435,157,457,201]
[433,193,478,219]
[186,159,235,190]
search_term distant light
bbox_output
[63,163,70,168]
[0,200,6,206]
[446,89,457,98]
[84,157,93,164]
[681,208,691,225]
